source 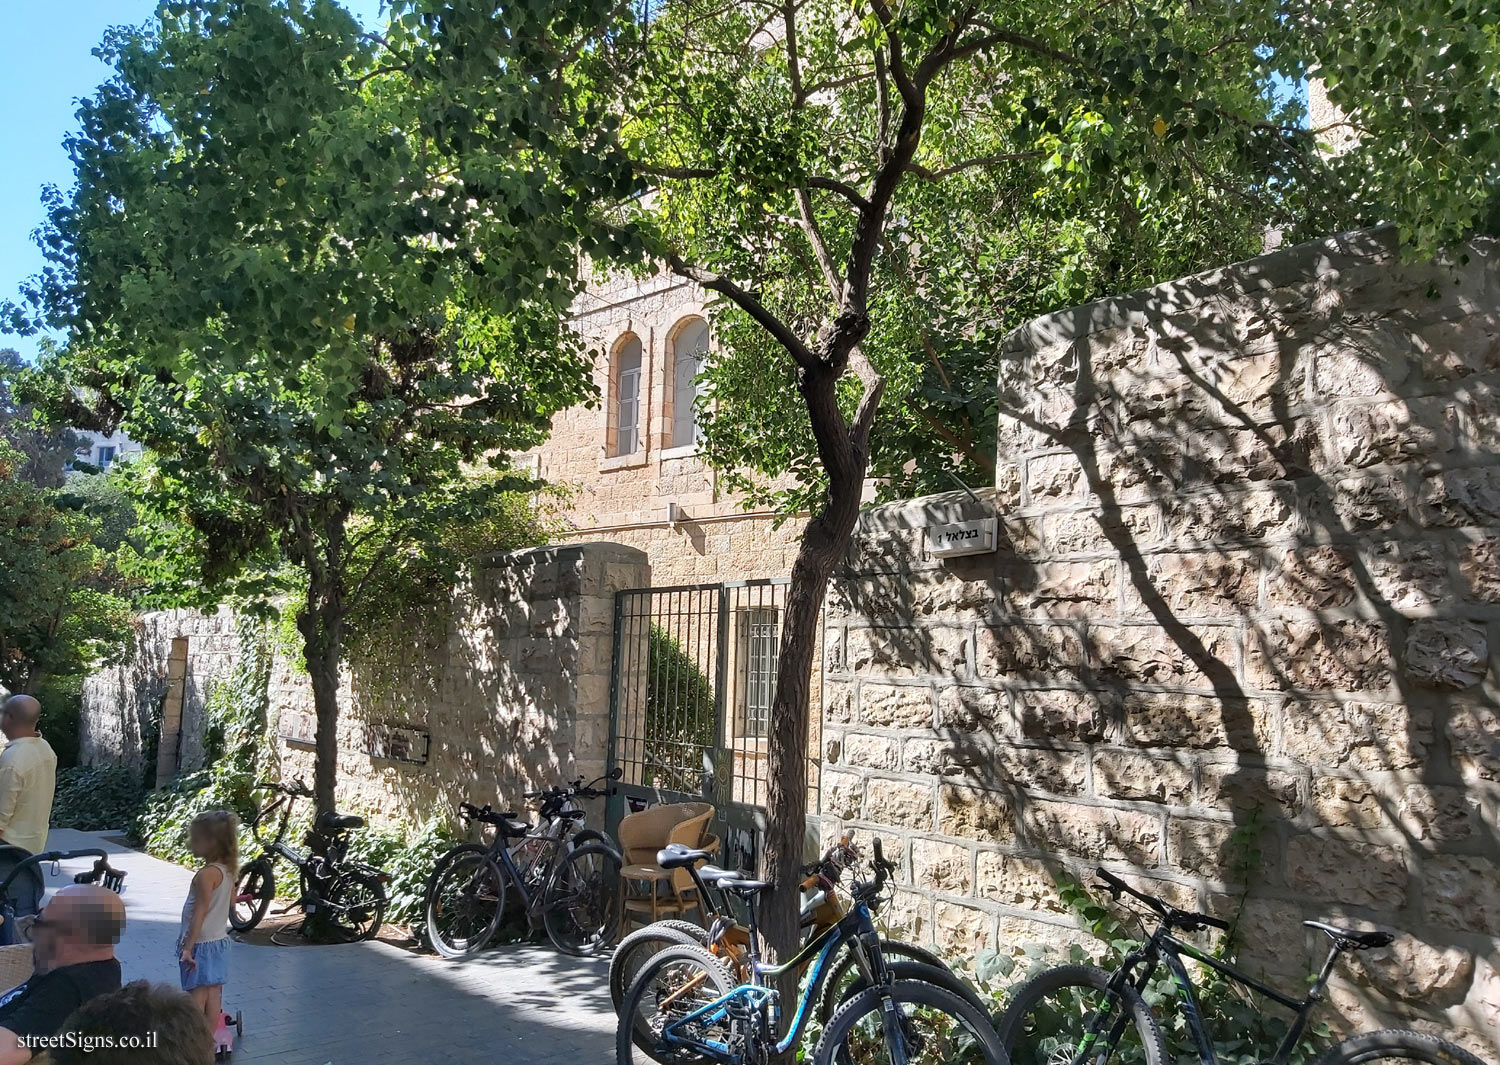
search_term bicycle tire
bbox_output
[819,939,987,1022]
[995,963,1165,1065]
[825,959,992,1025]
[815,978,1008,1065]
[326,864,387,943]
[425,844,507,958]
[544,842,622,956]
[617,942,736,1065]
[610,923,712,1013]
[1312,1029,1489,1065]
[230,859,275,933]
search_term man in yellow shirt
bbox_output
[0,697,57,857]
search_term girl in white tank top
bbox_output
[178,810,239,1031]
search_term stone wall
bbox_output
[79,607,237,778]
[270,542,646,828]
[819,227,1500,1055]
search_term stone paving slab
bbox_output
[38,830,614,1064]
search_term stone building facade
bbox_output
[523,271,805,585]
[817,227,1500,1054]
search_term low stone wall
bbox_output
[79,607,237,778]
[818,228,1500,1054]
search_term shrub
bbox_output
[643,624,716,792]
[51,765,145,831]
[343,816,459,928]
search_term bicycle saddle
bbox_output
[315,811,365,833]
[656,844,713,870]
[1304,920,1394,950]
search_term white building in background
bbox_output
[68,429,143,473]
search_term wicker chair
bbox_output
[618,803,716,927]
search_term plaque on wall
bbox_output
[277,710,317,748]
[367,723,430,766]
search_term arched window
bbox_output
[611,335,643,457]
[670,318,709,448]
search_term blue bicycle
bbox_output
[616,839,1007,1065]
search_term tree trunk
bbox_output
[760,373,870,1052]
[297,572,346,817]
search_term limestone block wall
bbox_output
[270,542,648,828]
[819,228,1500,1054]
[79,607,237,778]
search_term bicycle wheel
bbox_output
[816,979,1008,1065]
[610,923,711,1014]
[426,845,507,958]
[995,964,1165,1065]
[544,842,623,956]
[325,865,387,942]
[1312,1030,1489,1065]
[825,959,992,1024]
[820,940,988,1022]
[230,860,275,933]
[616,942,736,1065]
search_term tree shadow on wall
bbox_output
[831,229,1500,1044]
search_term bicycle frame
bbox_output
[1110,925,1347,1065]
[660,903,886,1061]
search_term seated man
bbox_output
[0,885,124,1065]
[38,981,212,1065]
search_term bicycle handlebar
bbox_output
[1096,867,1229,933]
[256,779,313,799]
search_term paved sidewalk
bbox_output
[39,830,614,1065]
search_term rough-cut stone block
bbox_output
[1325,399,1452,468]
[1121,692,1271,752]
[1090,623,1239,688]
[1043,506,1159,555]
[1094,750,1194,804]
[1165,488,1297,546]
[1425,855,1500,934]
[1397,784,1475,842]
[1099,440,1183,502]
[1419,466,1500,528]
[1267,546,1358,609]
[937,686,1010,731]
[1404,619,1489,689]
[1281,698,1428,770]
[822,769,865,820]
[847,628,936,678]
[839,733,898,771]
[1015,688,1112,743]
[1349,936,1475,1007]
[1311,321,1418,396]
[860,685,936,728]
[1310,777,1388,829]
[1247,618,1393,693]
[1331,472,1411,532]
[1460,536,1500,602]
[1417,315,1500,379]
[1002,560,1118,617]
[1446,703,1500,782]
[1199,765,1304,818]
[1167,818,1265,883]
[911,838,973,894]
[932,900,995,953]
[911,578,996,617]
[938,784,1018,843]
[1366,539,1450,610]
[1123,552,1260,618]
[865,777,935,830]
[825,682,856,724]
[1022,801,1161,865]
[1027,452,1086,504]
[976,625,1083,684]
[985,747,1089,795]
[1285,835,1407,909]
[975,852,1070,914]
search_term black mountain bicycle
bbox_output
[231,779,388,942]
[424,771,624,957]
[997,868,1487,1065]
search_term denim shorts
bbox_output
[179,936,229,990]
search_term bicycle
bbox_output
[423,770,624,957]
[609,835,985,1025]
[230,779,389,942]
[996,868,1488,1065]
[617,838,1007,1065]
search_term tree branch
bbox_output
[906,151,1045,181]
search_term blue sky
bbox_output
[0,1,387,361]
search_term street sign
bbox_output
[927,515,998,558]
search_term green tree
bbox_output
[409,0,1499,979]
[10,0,615,813]
[0,441,131,693]
[1,348,80,489]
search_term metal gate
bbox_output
[605,579,791,873]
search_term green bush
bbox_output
[51,765,146,831]
[343,816,459,928]
[643,624,717,792]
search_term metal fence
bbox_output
[606,578,804,870]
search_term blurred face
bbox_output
[27,900,69,974]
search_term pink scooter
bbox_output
[213,1011,243,1061]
